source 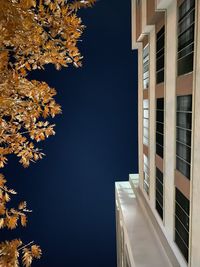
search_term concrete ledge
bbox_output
[115,181,180,267]
[134,186,181,267]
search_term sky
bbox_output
[2,1,138,266]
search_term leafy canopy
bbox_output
[0,0,95,168]
[0,0,95,266]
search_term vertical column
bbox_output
[138,43,144,191]
[164,1,176,239]
[149,27,156,207]
[190,1,200,266]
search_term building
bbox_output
[115,0,200,266]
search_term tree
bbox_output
[0,174,42,266]
[0,0,95,265]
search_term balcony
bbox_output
[115,175,180,267]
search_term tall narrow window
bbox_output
[176,95,192,179]
[143,154,149,195]
[143,44,149,90]
[156,26,165,84]
[175,188,190,262]
[155,167,163,220]
[156,98,164,158]
[143,99,149,146]
[177,0,195,76]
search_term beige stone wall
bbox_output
[190,0,200,266]
[131,0,200,266]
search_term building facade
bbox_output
[115,0,200,266]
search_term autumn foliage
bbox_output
[0,174,42,266]
[0,0,95,168]
[0,0,95,265]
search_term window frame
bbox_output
[156,26,165,84]
[156,98,164,158]
[177,0,195,76]
[176,95,192,179]
[174,187,190,262]
[143,43,150,90]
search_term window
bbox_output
[177,0,195,76]
[175,188,190,262]
[143,154,149,195]
[155,167,163,220]
[156,26,165,84]
[156,98,164,158]
[143,99,149,146]
[176,95,192,179]
[143,44,149,89]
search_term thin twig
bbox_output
[19,241,34,251]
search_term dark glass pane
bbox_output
[175,203,190,231]
[156,47,164,59]
[157,98,164,109]
[156,200,163,219]
[175,217,189,246]
[178,0,195,76]
[156,122,164,134]
[176,95,192,177]
[157,35,165,52]
[176,188,190,215]
[179,0,195,22]
[156,26,165,40]
[156,167,163,183]
[176,141,191,163]
[156,26,165,84]
[156,70,164,84]
[178,25,194,50]
[175,231,188,262]
[156,189,163,207]
[156,110,164,123]
[178,10,195,35]
[156,143,163,158]
[178,42,194,59]
[178,52,193,75]
[156,178,163,195]
[156,54,164,71]
[177,112,192,129]
[176,157,190,179]
[176,128,191,146]
[177,95,192,111]
[156,132,164,146]
[156,98,164,158]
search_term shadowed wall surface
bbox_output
[2,1,138,266]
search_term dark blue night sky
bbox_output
[2,1,138,266]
